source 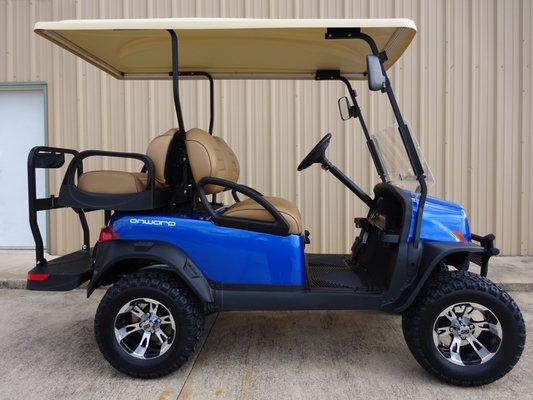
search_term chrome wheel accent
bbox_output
[114,298,176,360]
[432,302,502,366]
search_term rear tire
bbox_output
[402,270,525,386]
[94,271,204,378]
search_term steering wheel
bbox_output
[297,133,332,171]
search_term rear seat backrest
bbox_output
[145,128,178,187]
[185,128,240,194]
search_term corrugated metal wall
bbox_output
[1,0,532,256]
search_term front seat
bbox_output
[185,128,303,235]
[77,128,177,194]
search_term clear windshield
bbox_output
[371,122,434,191]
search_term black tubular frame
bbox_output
[62,150,156,190]
[168,30,185,134]
[315,69,387,183]
[57,149,171,211]
[197,177,291,235]
[27,146,90,265]
[326,27,428,248]
[172,71,215,134]
[165,29,195,201]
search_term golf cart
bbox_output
[26,18,525,386]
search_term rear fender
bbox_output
[87,240,213,304]
[383,241,485,313]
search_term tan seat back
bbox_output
[185,128,240,194]
[145,128,178,186]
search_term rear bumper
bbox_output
[470,233,500,276]
[26,249,93,291]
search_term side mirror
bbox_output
[337,96,353,121]
[366,55,386,91]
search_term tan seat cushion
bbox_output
[224,196,303,234]
[186,128,240,195]
[76,128,178,195]
[146,128,178,187]
[77,171,163,194]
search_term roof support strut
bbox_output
[175,71,215,134]
[346,29,428,248]
[167,30,185,133]
[167,33,215,135]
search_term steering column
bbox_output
[298,133,374,208]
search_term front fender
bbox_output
[383,241,486,313]
[88,240,213,304]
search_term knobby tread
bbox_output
[94,271,204,379]
[402,270,526,387]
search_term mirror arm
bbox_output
[338,76,358,104]
[338,75,387,183]
[337,74,387,182]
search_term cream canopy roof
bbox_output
[34,18,417,80]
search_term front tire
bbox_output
[402,270,525,386]
[94,271,204,378]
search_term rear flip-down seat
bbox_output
[58,129,179,210]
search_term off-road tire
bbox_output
[402,270,525,386]
[94,271,204,378]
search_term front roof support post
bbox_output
[378,62,427,248]
[330,28,428,248]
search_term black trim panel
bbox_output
[214,288,384,311]
[88,240,213,303]
[384,241,486,313]
[209,283,305,291]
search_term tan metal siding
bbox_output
[1,0,532,255]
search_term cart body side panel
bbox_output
[110,213,307,287]
[412,194,471,243]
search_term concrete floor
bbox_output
[0,289,531,400]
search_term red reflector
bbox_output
[98,226,120,243]
[453,230,466,242]
[27,273,49,281]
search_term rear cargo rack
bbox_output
[27,146,93,291]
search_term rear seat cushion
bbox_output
[77,171,163,194]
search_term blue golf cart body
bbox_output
[104,193,470,289]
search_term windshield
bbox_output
[371,122,434,191]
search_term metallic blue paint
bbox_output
[409,193,471,243]
[110,213,306,286]
[109,190,471,286]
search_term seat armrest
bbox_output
[197,177,290,235]
[62,150,157,192]
[231,186,263,203]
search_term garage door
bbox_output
[0,86,47,248]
